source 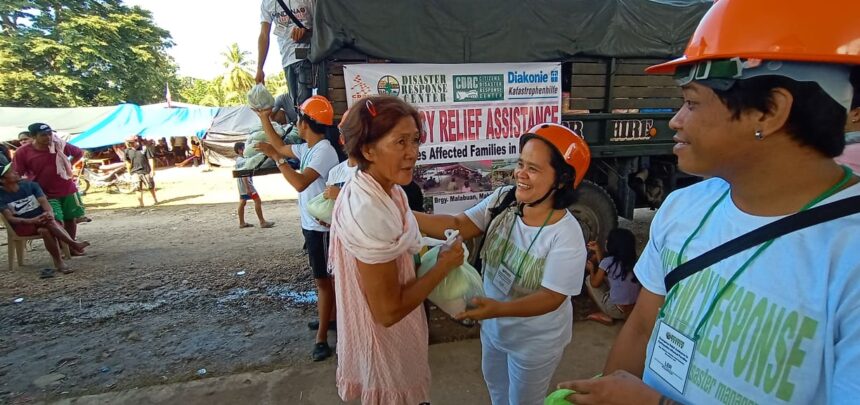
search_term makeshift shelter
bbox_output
[201,106,263,167]
[69,104,219,149]
[0,106,118,142]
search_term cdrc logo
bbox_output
[350,74,373,101]
[377,75,401,96]
[453,74,504,102]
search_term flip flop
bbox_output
[58,266,75,275]
[586,312,613,325]
[40,268,55,279]
[260,221,275,229]
[239,223,254,229]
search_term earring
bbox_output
[754,130,764,141]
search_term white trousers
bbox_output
[481,331,565,405]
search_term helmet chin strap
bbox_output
[516,187,556,216]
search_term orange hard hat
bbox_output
[299,95,334,126]
[522,123,591,188]
[647,0,860,74]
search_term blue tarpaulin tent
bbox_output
[70,103,219,149]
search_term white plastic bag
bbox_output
[247,84,275,110]
[244,124,287,159]
[417,230,484,317]
[307,192,335,224]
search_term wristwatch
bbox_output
[277,157,290,166]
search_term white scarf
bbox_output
[48,134,74,180]
[331,170,422,264]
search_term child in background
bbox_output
[584,228,640,324]
[234,142,274,229]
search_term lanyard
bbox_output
[660,165,854,339]
[299,144,316,171]
[499,208,554,279]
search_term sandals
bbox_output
[260,221,275,229]
[40,268,55,279]
[239,223,254,229]
[586,312,614,325]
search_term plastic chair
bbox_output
[1,215,70,271]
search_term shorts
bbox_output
[302,229,330,279]
[239,192,260,201]
[585,275,629,320]
[13,219,62,237]
[134,173,155,190]
[49,193,86,223]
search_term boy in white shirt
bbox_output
[255,95,339,361]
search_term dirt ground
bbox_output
[0,166,654,404]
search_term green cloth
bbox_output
[544,388,575,405]
[49,193,86,222]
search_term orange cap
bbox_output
[523,123,591,188]
[299,95,334,126]
[647,0,860,74]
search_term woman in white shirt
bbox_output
[414,123,592,405]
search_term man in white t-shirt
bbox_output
[558,1,860,404]
[256,0,315,108]
[255,95,339,362]
[323,106,357,201]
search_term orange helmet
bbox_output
[647,0,860,74]
[646,0,860,109]
[299,95,334,126]
[522,123,591,188]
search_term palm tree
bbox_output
[200,76,230,106]
[265,70,289,97]
[221,43,255,104]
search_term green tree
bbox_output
[221,43,255,105]
[176,77,210,105]
[265,70,289,97]
[0,1,180,107]
[199,76,230,107]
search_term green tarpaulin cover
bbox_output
[311,0,712,63]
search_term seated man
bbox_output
[0,164,89,276]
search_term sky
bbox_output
[125,0,282,80]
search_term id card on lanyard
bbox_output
[273,19,289,37]
[648,321,695,394]
[492,263,516,295]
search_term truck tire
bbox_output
[568,180,618,243]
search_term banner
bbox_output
[344,63,562,165]
[344,63,561,214]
